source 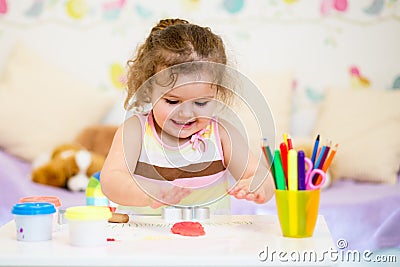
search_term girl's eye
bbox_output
[165,99,179,105]
[195,101,209,107]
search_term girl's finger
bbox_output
[228,183,246,195]
[254,194,266,204]
[235,189,248,199]
[245,193,255,201]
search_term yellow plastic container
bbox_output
[65,206,112,246]
[275,189,320,238]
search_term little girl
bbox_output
[100,18,275,213]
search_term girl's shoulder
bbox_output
[216,117,235,135]
[121,114,145,138]
[124,114,143,126]
[216,117,246,146]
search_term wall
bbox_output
[0,0,399,136]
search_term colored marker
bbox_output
[297,150,306,190]
[287,149,298,235]
[279,142,288,183]
[262,138,275,179]
[322,143,338,172]
[283,133,288,147]
[311,134,320,165]
[273,149,286,190]
[287,149,298,191]
[287,135,293,150]
[273,150,286,190]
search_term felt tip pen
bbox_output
[273,150,286,190]
[287,149,298,191]
[297,150,306,190]
[287,136,293,150]
[279,142,288,182]
[283,133,288,147]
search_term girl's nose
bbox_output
[177,101,194,118]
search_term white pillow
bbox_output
[313,89,400,184]
[0,43,117,161]
[245,71,293,142]
[224,71,293,155]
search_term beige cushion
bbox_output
[313,89,400,184]
[246,71,293,140]
[223,71,293,155]
[0,43,116,161]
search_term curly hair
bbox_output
[125,18,231,110]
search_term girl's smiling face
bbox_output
[151,82,218,142]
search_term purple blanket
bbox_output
[0,150,86,225]
[1,150,399,251]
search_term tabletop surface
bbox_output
[0,215,336,267]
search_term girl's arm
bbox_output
[218,119,275,204]
[100,116,191,207]
[100,116,150,206]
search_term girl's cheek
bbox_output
[154,105,174,123]
[196,107,216,118]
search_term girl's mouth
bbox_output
[171,119,196,128]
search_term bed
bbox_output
[1,148,399,252]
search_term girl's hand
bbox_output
[149,186,192,209]
[227,178,268,204]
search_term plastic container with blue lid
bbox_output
[12,202,56,242]
[12,202,56,215]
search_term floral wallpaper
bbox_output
[0,0,399,135]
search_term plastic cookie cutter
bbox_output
[162,206,210,221]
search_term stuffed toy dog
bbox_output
[31,144,105,191]
[75,125,118,159]
[31,125,118,191]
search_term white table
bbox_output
[0,215,336,266]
